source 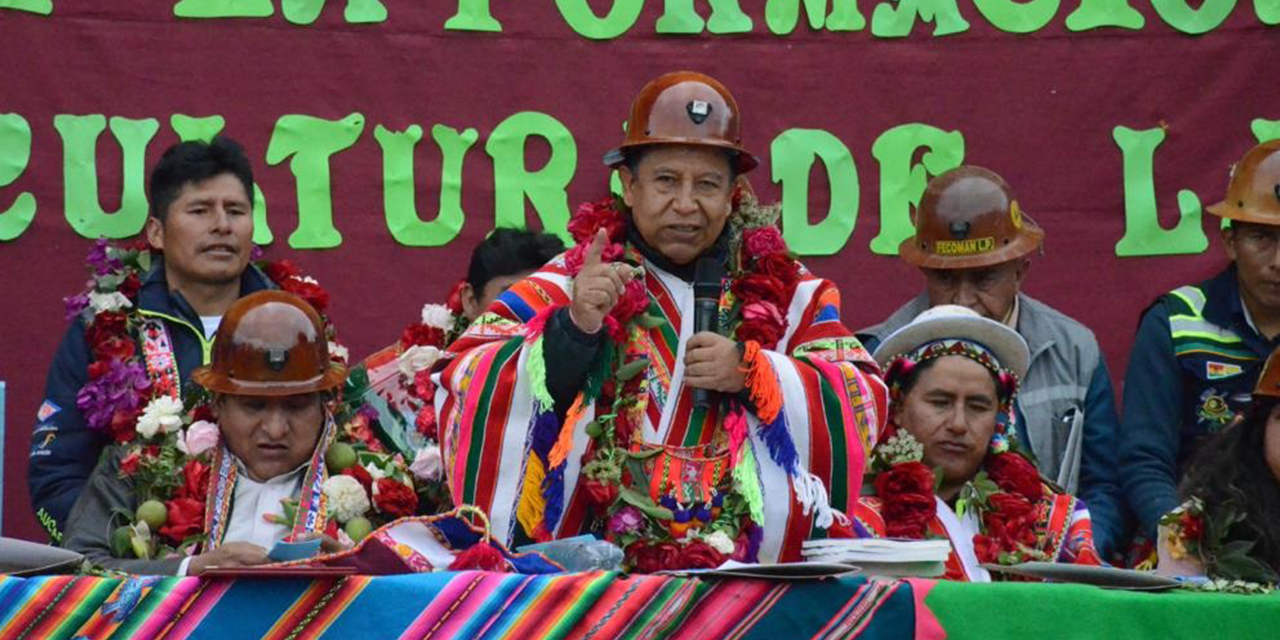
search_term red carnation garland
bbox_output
[559,193,802,572]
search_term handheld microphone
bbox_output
[692,257,724,410]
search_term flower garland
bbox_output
[521,191,808,571]
[343,290,468,516]
[66,241,346,444]
[1159,498,1280,584]
[869,339,1049,567]
[71,240,420,561]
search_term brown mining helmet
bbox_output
[1254,348,1280,399]
[603,71,758,173]
[1206,140,1280,226]
[899,165,1045,270]
[191,290,347,396]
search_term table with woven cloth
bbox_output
[4,570,1277,640]
[0,571,921,640]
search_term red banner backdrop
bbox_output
[1,2,1277,539]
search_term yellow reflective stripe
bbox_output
[1168,286,1206,319]
[1169,319,1245,343]
[137,309,215,364]
[1171,332,1246,345]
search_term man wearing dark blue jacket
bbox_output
[1121,140,1280,543]
[29,136,270,541]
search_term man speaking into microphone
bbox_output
[436,71,887,567]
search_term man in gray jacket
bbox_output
[858,166,1125,559]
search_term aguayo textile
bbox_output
[435,238,887,562]
[0,572,921,640]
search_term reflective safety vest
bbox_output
[1167,286,1259,362]
[1164,285,1261,443]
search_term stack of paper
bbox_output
[801,538,952,578]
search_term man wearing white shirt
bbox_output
[64,291,349,575]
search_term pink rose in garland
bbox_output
[743,226,788,257]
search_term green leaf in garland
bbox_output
[585,420,603,438]
[1212,540,1280,584]
[136,250,152,273]
[625,457,650,489]
[96,272,125,291]
[619,486,674,520]
[634,314,665,328]
[626,447,664,461]
[616,357,650,382]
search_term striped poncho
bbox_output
[435,248,887,562]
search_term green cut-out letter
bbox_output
[0,0,52,14]
[485,112,576,242]
[871,0,969,36]
[656,0,753,33]
[265,113,365,249]
[375,123,478,247]
[1252,118,1280,142]
[972,0,1058,32]
[772,129,859,256]
[1113,126,1207,257]
[0,114,36,241]
[281,0,387,24]
[1064,0,1143,29]
[1256,0,1280,23]
[766,0,865,33]
[1150,0,1235,34]
[173,0,273,18]
[445,0,501,31]
[55,115,159,239]
[869,123,964,256]
[170,114,273,245]
[170,114,226,143]
[554,0,643,39]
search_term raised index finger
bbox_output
[584,228,608,268]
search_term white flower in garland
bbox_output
[88,291,133,313]
[704,530,736,555]
[322,475,371,523]
[420,303,455,330]
[329,341,349,364]
[398,345,442,378]
[878,431,925,465]
[409,444,443,482]
[136,396,184,439]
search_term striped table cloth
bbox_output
[0,571,923,640]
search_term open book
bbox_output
[801,538,952,578]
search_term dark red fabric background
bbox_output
[1,3,1275,539]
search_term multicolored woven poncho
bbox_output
[435,195,887,568]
